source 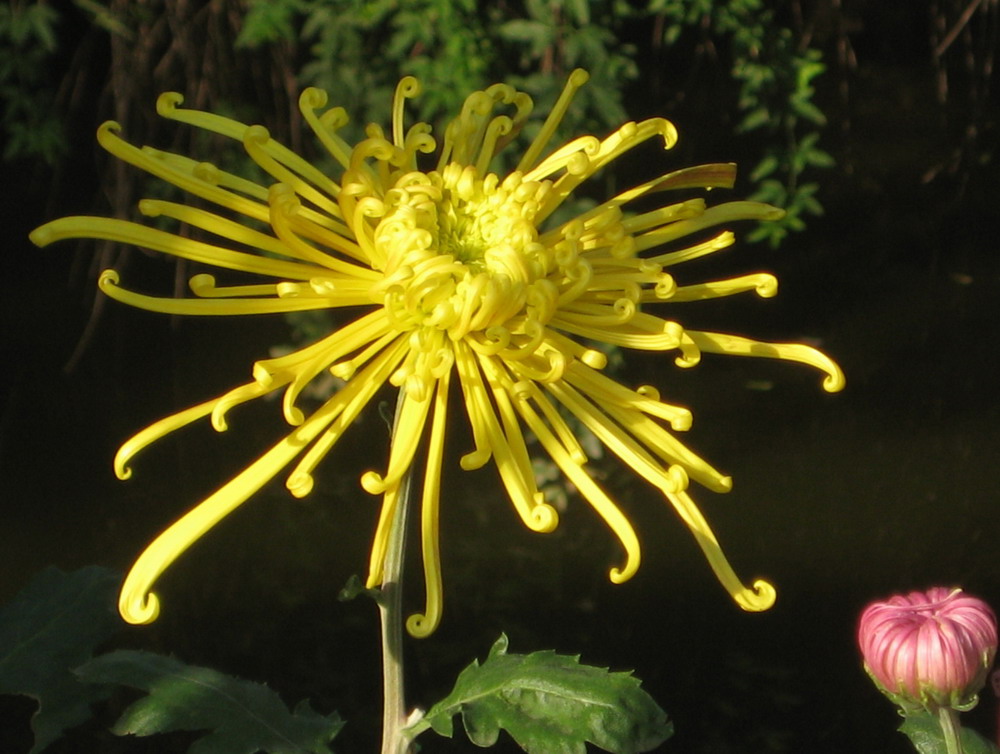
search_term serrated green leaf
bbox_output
[417,634,671,753]
[0,566,123,753]
[899,712,1000,754]
[76,650,343,754]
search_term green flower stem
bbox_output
[379,392,415,754]
[938,707,964,754]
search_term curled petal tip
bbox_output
[528,502,559,533]
[665,465,689,493]
[360,470,388,495]
[97,120,122,137]
[119,589,160,625]
[114,445,136,480]
[397,75,421,97]
[756,276,779,298]
[98,269,121,288]
[734,579,777,612]
[155,92,184,116]
[674,350,700,369]
[660,120,680,150]
[406,612,438,638]
[609,556,639,585]
[823,368,847,393]
[209,407,229,432]
[299,87,327,109]
[287,471,314,499]
[188,273,215,294]
[459,448,491,471]
[281,404,305,427]
[244,124,271,148]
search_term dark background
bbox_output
[2,2,999,752]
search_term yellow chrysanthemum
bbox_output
[31,70,844,637]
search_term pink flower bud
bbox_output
[858,587,998,713]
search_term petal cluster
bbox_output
[858,587,998,712]
[30,70,845,636]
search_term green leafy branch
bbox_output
[648,0,834,246]
[407,634,672,753]
[2,567,671,753]
[238,0,637,158]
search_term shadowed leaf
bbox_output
[77,650,343,754]
[900,712,1000,754]
[0,566,122,753]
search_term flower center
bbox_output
[371,163,557,341]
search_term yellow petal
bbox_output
[656,273,778,303]
[157,92,344,205]
[516,69,590,173]
[99,270,335,316]
[636,202,783,255]
[96,122,271,222]
[287,335,408,497]
[665,488,776,612]
[600,399,733,493]
[542,379,688,496]
[114,399,217,480]
[360,377,434,496]
[550,310,683,351]
[405,369,451,638]
[507,374,641,584]
[299,87,354,170]
[685,331,847,392]
[564,360,692,431]
[32,217,323,281]
[454,342,556,532]
[118,390,348,624]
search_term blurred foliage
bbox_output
[7,0,1000,246]
[233,0,826,243]
[8,0,833,240]
[0,2,65,164]
[236,0,639,169]
[647,0,833,245]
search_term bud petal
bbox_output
[858,587,998,713]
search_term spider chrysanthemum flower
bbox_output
[31,70,844,636]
